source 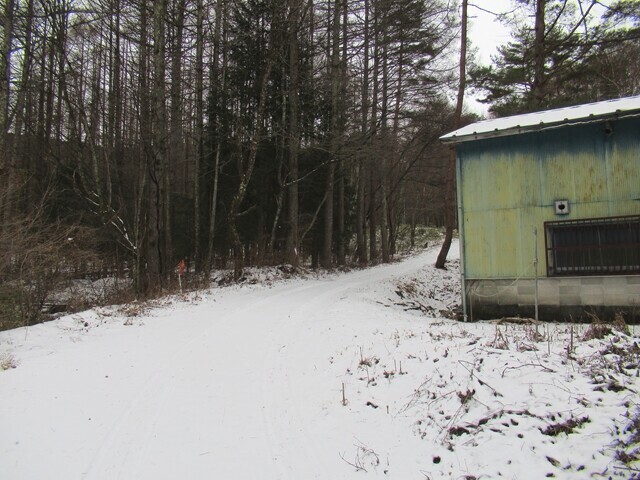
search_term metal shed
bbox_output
[441,96,640,322]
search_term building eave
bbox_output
[440,95,640,145]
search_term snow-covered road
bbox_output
[2,242,638,479]
[0,247,451,480]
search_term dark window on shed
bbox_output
[545,215,640,276]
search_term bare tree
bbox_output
[286,0,303,267]
[355,0,371,266]
[436,0,467,269]
[194,0,205,269]
[206,0,225,273]
[321,0,342,269]
[148,0,168,290]
[0,0,15,231]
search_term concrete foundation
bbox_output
[466,276,640,323]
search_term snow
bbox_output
[1,242,638,479]
[441,95,640,143]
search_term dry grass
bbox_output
[615,407,640,478]
[583,312,631,341]
[541,416,590,436]
[0,353,17,371]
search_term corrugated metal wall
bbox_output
[458,117,640,279]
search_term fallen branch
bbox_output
[339,452,367,472]
[501,362,556,378]
[339,441,380,473]
[458,360,503,397]
[613,465,640,473]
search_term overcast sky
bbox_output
[466,0,516,115]
[468,0,513,65]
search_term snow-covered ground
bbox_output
[1,242,638,479]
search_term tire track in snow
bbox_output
[81,282,327,479]
[82,330,200,479]
[256,248,444,479]
[82,247,443,479]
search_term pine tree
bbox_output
[471,0,639,115]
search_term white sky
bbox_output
[468,0,514,65]
[466,0,520,115]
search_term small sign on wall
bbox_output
[554,200,570,215]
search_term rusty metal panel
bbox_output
[463,209,520,278]
[609,120,640,209]
[460,136,540,279]
[458,117,640,281]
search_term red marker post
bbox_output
[178,259,186,292]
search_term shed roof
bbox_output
[440,95,640,144]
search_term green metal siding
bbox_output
[458,118,640,279]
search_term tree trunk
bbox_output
[322,0,341,269]
[0,0,15,231]
[53,6,69,145]
[532,0,546,107]
[206,0,225,274]
[286,0,302,267]
[194,0,204,269]
[135,0,152,292]
[147,0,168,290]
[336,0,348,267]
[164,0,187,274]
[355,0,370,266]
[379,9,390,264]
[368,0,379,262]
[9,0,34,228]
[390,40,405,257]
[322,165,335,268]
[368,167,377,262]
[436,0,467,269]
[107,0,123,208]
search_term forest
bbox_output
[0,0,639,325]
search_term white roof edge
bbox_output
[441,95,640,144]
